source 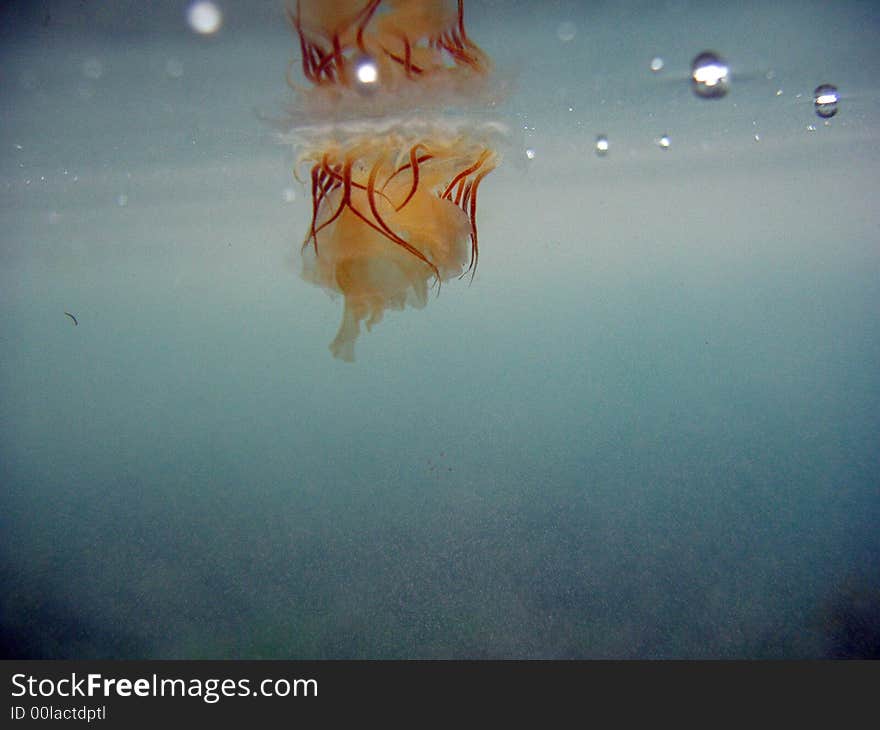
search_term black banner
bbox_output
[2,661,876,724]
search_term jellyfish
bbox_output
[285,0,500,360]
[288,0,490,107]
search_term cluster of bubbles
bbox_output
[524,34,840,162]
[689,50,839,120]
[584,133,668,159]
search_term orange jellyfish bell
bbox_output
[285,0,500,360]
[299,129,496,361]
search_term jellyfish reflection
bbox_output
[286,0,499,360]
[289,0,489,97]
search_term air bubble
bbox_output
[813,84,838,119]
[595,135,609,157]
[557,22,576,43]
[691,51,729,99]
[187,1,222,35]
[650,57,664,72]
[657,134,671,150]
[353,56,380,94]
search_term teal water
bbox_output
[1,0,878,658]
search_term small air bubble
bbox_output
[525,148,536,160]
[813,83,839,119]
[353,56,380,94]
[187,1,222,35]
[775,89,783,97]
[754,134,761,142]
[650,56,664,72]
[691,51,730,99]
[595,135,609,156]
[806,124,817,132]
[557,22,576,43]
[657,134,671,150]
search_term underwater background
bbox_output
[1,0,878,658]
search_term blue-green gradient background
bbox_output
[1,0,878,657]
